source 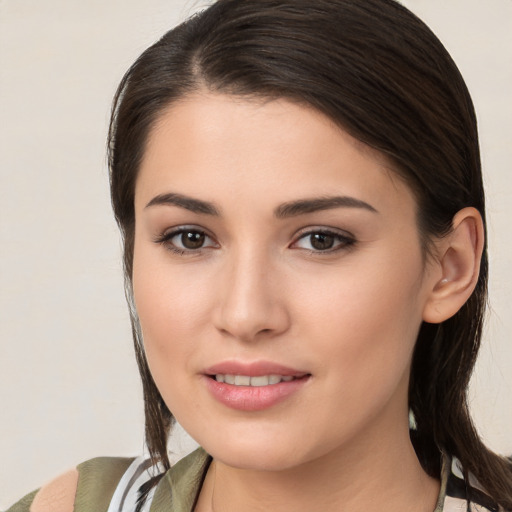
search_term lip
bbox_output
[202,360,311,411]
[204,360,308,378]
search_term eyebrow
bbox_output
[145,193,220,215]
[145,192,377,217]
[274,196,378,218]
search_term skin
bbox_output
[29,469,78,512]
[131,93,480,512]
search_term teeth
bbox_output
[250,376,270,387]
[268,374,282,384]
[214,374,297,386]
[235,375,251,386]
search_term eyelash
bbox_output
[153,227,356,256]
[292,229,356,254]
[153,227,217,256]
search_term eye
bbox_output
[292,229,355,253]
[154,227,218,254]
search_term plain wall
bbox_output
[0,0,511,507]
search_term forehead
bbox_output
[135,92,417,219]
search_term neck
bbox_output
[197,417,439,512]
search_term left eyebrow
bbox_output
[274,196,378,218]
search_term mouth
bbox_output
[202,362,311,411]
[208,374,305,387]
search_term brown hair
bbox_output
[108,0,512,507]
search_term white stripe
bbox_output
[107,456,162,512]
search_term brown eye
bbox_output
[155,226,217,255]
[181,231,205,249]
[292,229,355,253]
[309,233,335,250]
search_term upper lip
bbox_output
[204,360,309,378]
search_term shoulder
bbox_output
[30,469,78,512]
[6,456,135,512]
[5,468,78,512]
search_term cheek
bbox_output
[294,252,425,385]
[287,262,425,445]
[131,247,213,381]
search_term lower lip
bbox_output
[203,376,310,411]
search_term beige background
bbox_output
[0,0,511,507]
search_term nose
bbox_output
[213,248,290,342]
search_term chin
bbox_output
[194,425,332,472]
[210,443,305,471]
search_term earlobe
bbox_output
[422,207,484,324]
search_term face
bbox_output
[132,93,438,471]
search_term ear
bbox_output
[422,207,484,324]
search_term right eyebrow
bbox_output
[145,192,220,216]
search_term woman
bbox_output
[7,0,512,510]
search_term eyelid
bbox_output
[293,225,355,238]
[290,226,356,252]
[153,225,219,254]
